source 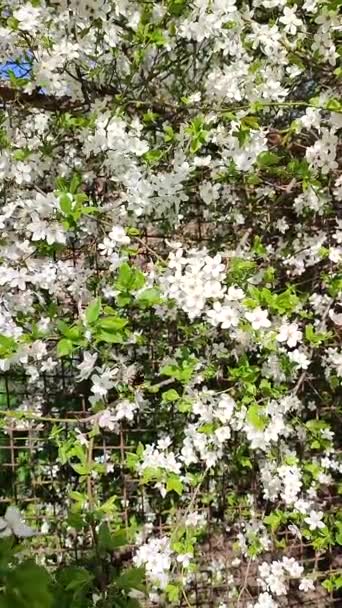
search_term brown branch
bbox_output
[0,83,180,121]
[293,297,334,395]
[0,84,84,113]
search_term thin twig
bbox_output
[237,557,253,606]
[293,297,333,395]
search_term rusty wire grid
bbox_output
[0,219,341,608]
[0,362,341,608]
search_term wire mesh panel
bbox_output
[0,352,341,607]
[0,203,341,606]
[0,220,341,606]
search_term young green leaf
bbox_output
[57,338,73,357]
[85,298,101,324]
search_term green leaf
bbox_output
[125,600,142,608]
[247,404,268,430]
[177,398,192,413]
[67,512,86,531]
[85,298,101,324]
[117,567,145,592]
[59,194,73,215]
[126,227,140,236]
[136,288,161,306]
[166,583,181,602]
[71,463,91,476]
[99,316,128,330]
[97,495,117,514]
[166,475,183,496]
[322,578,334,592]
[325,98,342,112]
[7,17,19,30]
[335,521,342,545]
[69,491,86,503]
[57,322,81,341]
[69,173,82,194]
[142,466,164,484]
[5,560,53,608]
[272,288,300,314]
[58,566,94,592]
[257,151,282,167]
[198,422,215,435]
[162,389,180,402]
[116,263,145,293]
[0,335,17,357]
[98,525,128,552]
[0,335,16,349]
[126,452,140,470]
[98,523,116,552]
[305,323,331,346]
[322,574,342,592]
[160,363,179,378]
[163,125,175,142]
[241,115,259,129]
[287,158,311,179]
[97,331,124,343]
[57,338,73,357]
[117,293,132,307]
[160,356,198,383]
[111,529,128,548]
[143,149,163,165]
[252,236,266,256]
[264,511,282,532]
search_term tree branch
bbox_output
[0,85,83,113]
[0,83,181,120]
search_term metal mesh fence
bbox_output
[0,327,341,606]
[0,212,341,607]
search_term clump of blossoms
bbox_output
[0,1,341,607]
[161,247,227,319]
[133,536,172,590]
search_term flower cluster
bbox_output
[133,537,172,590]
